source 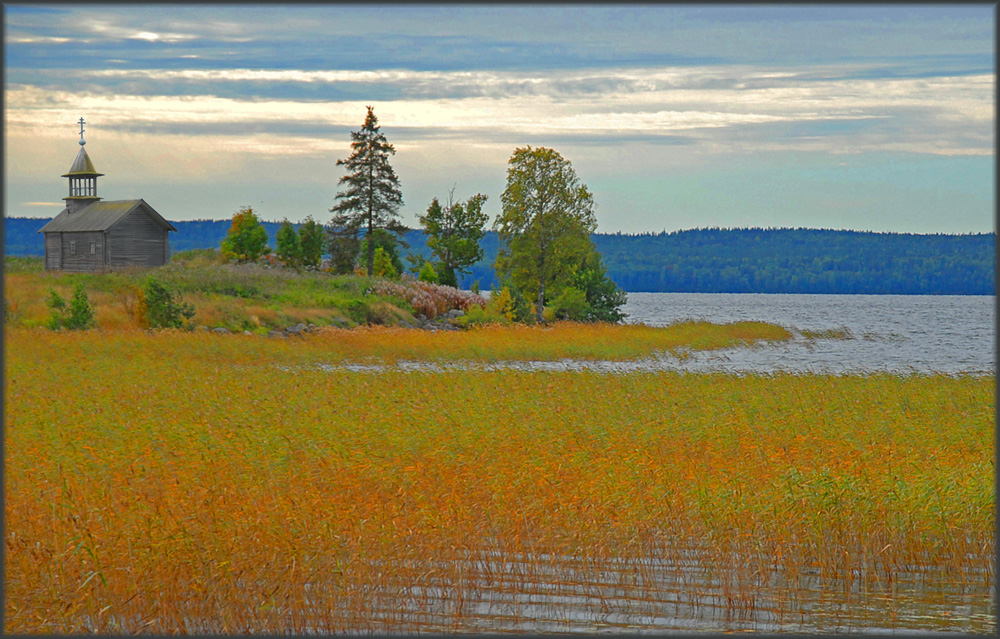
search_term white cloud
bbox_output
[6,64,992,160]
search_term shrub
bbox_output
[570,259,627,323]
[372,247,398,279]
[551,286,589,321]
[372,279,486,319]
[4,298,20,325]
[418,261,438,284]
[171,248,225,266]
[489,285,532,324]
[143,277,195,329]
[453,303,511,328]
[113,284,145,327]
[46,285,95,330]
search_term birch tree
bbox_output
[494,146,596,323]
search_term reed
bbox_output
[4,328,993,633]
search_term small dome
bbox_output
[62,146,104,177]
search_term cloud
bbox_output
[5,5,992,232]
[5,61,991,159]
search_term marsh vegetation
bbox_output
[4,325,993,633]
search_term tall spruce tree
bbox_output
[330,106,404,277]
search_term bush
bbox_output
[143,277,195,329]
[418,261,438,284]
[571,257,627,323]
[453,303,511,328]
[551,286,589,321]
[46,285,95,330]
[372,247,398,279]
[171,248,225,266]
[4,298,20,325]
[372,279,486,319]
[490,284,533,324]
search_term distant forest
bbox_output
[6,217,994,295]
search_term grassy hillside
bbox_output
[2,252,484,333]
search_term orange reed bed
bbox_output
[4,328,993,633]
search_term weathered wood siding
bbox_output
[107,210,169,267]
[44,233,62,270]
[59,231,105,273]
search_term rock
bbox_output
[196,325,209,332]
[212,327,230,334]
[267,331,286,338]
[451,309,465,318]
[243,330,252,335]
[285,324,305,335]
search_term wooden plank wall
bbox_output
[44,233,62,270]
[107,210,168,267]
[59,231,105,273]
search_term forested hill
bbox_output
[593,228,995,295]
[5,217,994,295]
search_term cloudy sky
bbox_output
[4,4,995,234]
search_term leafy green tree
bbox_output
[372,247,398,278]
[330,106,404,277]
[417,261,438,283]
[298,216,325,268]
[360,228,405,276]
[418,190,489,288]
[143,277,195,329]
[221,206,269,263]
[47,284,95,330]
[494,146,597,323]
[326,230,361,274]
[570,249,628,322]
[275,219,303,267]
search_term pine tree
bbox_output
[330,106,404,277]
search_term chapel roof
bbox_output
[62,145,104,177]
[38,199,177,233]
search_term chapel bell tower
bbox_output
[63,117,104,213]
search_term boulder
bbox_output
[212,327,231,334]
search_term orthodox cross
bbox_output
[78,117,86,145]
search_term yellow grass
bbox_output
[4,328,994,633]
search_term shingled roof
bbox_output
[38,199,177,233]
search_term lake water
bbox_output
[312,293,996,634]
[621,293,995,375]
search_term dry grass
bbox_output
[4,328,993,633]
